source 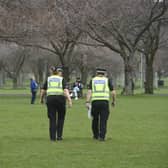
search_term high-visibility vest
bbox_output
[91,76,110,101]
[47,75,63,96]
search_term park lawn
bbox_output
[0,88,31,95]
[0,95,168,168]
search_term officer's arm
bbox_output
[86,80,92,103]
[85,89,92,109]
[40,81,47,104]
[40,89,46,104]
[86,89,92,103]
[111,90,116,107]
[64,89,72,107]
[108,78,116,106]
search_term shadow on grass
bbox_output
[1,135,114,144]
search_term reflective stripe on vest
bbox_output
[47,75,63,96]
[91,76,109,101]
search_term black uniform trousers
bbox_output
[31,90,37,104]
[91,100,109,139]
[46,95,66,141]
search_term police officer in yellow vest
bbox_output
[40,66,72,141]
[86,68,116,141]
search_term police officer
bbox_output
[86,68,116,141]
[40,66,72,141]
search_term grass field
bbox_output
[0,94,168,168]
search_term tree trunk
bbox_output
[36,68,43,86]
[0,70,5,87]
[81,68,88,87]
[121,52,134,95]
[145,62,154,94]
[17,73,24,87]
[80,54,88,87]
[63,66,70,82]
[37,59,47,85]
[13,77,18,89]
[123,64,134,95]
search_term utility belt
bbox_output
[47,92,63,96]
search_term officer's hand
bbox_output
[68,100,72,108]
[85,102,91,109]
[111,102,115,107]
[40,99,44,104]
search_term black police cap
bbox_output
[50,66,63,72]
[56,66,63,72]
[96,68,107,74]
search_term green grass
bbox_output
[0,95,168,168]
[0,88,31,95]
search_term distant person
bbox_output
[86,68,116,141]
[40,66,72,141]
[30,77,38,104]
[73,82,80,100]
[73,78,83,98]
[76,78,83,98]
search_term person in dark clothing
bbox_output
[86,68,116,141]
[40,66,72,141]
[30,78,38,104]
[75,78,83,98]
[72,82,80,100]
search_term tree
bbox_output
[27,48,60,85]
[139,1,168,93]
[0,0,83,82]
[75,0,167,95]
[0,0,167,90]
[140,22,161,93]
[1,46,29,88]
